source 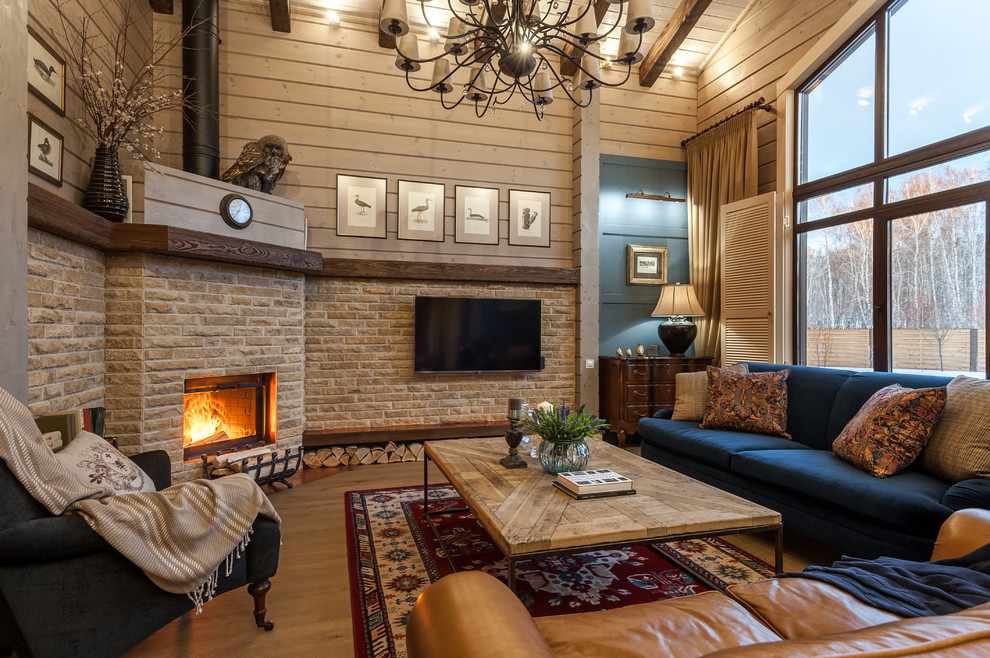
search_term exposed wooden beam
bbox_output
[270,0,291,33]
[639,0,713,87]
[149,0,173,14]
[560,0,611,78]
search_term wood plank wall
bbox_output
[600,73,697,163]
[696,0,860,193]
[153,4,580,268]
[28,0,151,201]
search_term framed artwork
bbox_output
[398,180,445,242]
[454,185,499,244]
[508,189,550,247]
[626,244,668,285]
[27,113,63,187]
[27,26,66,115]
[337,174,387,238]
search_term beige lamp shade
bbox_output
[651,283,705,318]
[618,29,644,64]
[625,0,655,34]
[533,69,554,105]
[466,66,489,101]
[395,34,421,72]
[430,58,454,93]
[574,1,599,40]
[445,15,471,55]
[576,43,602,89]
[380,0,410,36]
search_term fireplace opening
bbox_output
[183,372,276,462]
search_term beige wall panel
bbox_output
[600,74,696,160]
[152,4,575,267]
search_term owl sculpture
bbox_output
[220,135,292,194]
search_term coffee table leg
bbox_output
[508,557,516,592]
[774,525,784,574]
[423,452,429,511]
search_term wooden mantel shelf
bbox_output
[27,183,581,284]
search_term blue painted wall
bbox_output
[599,155,693,357]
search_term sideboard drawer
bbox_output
[652,383,676,405]
[623,405,651,422]
[623,362,651,382]
[626,384,651,403]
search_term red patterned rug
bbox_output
[346,484,774,658]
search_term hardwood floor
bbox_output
[126,460,840,657]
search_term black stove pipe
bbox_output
[182,0,221,178]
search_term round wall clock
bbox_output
[220,193,253,229]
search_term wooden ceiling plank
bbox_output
[270,0,291,33]
[639,0,715,87]
[149,0,173,15]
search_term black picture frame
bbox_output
[27,113,63,187]
[27,26,66,116]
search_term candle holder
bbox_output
[500,397,527,469]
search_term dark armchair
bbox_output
[0,450,280,658]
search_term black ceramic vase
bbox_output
[83,147,129,223]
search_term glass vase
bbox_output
[83,146,129,223]
[538,436,591,474]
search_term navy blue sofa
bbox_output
[638,363,990,561]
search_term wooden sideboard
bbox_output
[598,355,714,448]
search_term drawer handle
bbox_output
[632,368,648,376]
[632,409,647,418]
[632,389,647,398]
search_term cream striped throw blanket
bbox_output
[0,387,280,610]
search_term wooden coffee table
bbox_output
[423,436,783,590]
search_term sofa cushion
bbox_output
[671,363,749,422]
[826,372,953,444]
[534,590,781,658]
[55,431,157,495]
[702,368,791,438]
[942,479,990,511]
[727,578,901,640]
[832,385,947,478]
[730,450,951,535]
[638,419,809,469]
[745,363,855,450]
[918,375,990,482]
[705,601,990,657]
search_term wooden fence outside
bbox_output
[805,328,986,372]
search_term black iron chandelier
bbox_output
[380,0,657,119]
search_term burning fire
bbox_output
[183,391,254,446]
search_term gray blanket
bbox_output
[779,542,990,617]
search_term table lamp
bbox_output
[651,282,705,356]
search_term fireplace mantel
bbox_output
[27,183,580,284]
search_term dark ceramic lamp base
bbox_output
[658,320,698,356]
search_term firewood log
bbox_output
[303,451,323,469]
[356,447,373,464]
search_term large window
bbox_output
[795,0,990,376]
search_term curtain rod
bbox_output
[681,97,774,148]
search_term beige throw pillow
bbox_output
[55,431,157,495]
[671,363,749,422]
[918,375,990,482]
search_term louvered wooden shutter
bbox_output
[720,192,776,366]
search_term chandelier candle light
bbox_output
[651,282,706,356]
[380,0,657,119]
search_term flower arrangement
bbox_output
[56,0,195,158]
[521,403,608,442]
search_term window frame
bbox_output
[792,0,990,375]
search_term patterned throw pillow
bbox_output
[55,431,156,495]
[918,376,990,482]
[832,384,947,479]
[700,367,790,438]
[671,363,750,422]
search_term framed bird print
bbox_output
[398,180,445,242]
[27,113,63,187]
[454,185,499,245]
[337,174,386,238]
[508,189,551,247]
[27,26,65,115]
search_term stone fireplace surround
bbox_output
[26,185,579,481]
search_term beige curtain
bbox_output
[685,111,759,364]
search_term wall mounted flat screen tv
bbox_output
[414,296,543,373]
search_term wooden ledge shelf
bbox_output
[28,182,580,284]
[302,422,510,448]
[321,258,581,285]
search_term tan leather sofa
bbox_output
[407,509,990,657]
